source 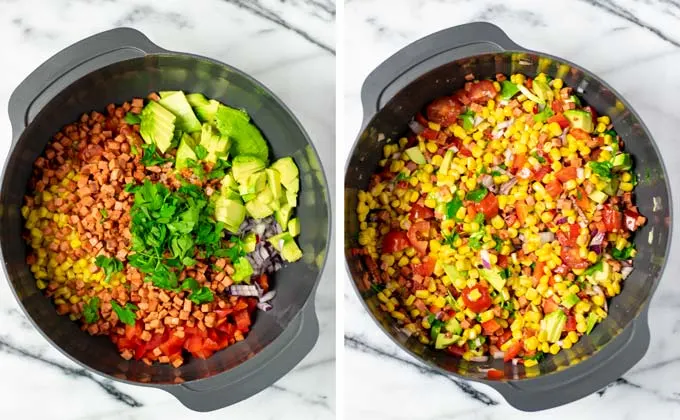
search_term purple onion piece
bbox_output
[555,217,567,225]
[590,231,605,246]
[590,244,603,255]
[257,302,273,312]
[259,290,277,303]
[229,285,261,297]
[409,120,425,134]
[480,250,492,269]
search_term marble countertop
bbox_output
[0,0,335,419]
[343,1,680,419]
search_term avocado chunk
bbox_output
[220,172,239,193]
[242,193,257,202]
[588,190,608,204]
[480,268,506,293]
[186,93,209,108]
[139,101,176,153]
[288,218,300,237]
[284,177,299,194]
[245,199,274,219]
[435,334,461,350]
[232,155,266,184]
[281,239,303,262]
[405,146,426,164]
[175,133,198,170]
[542,309,567,343]
[517,83,544,104]
[214,194,246,233]
[199,123,230,163]
[612,153,632,171]
[285,190,298,208]
[243,233,257,253]
[266,168,283,201]
[275,204,293,230]
[268,232,293,251]
[562,293,580,309]
[593,260,611,284]
[585,312,599,334]
[159,91,175,99]
[213,105,269,163]
[158,91,202,133]
[271,157,299,186]
[602,178,620,196]
[563,110,594,132]
[186,94,220,123]
[232,257,253,283]
[438,150,454,176]
[444,317,462,335]
[238,172,267,195]
[256,188,276,207]
[532,79,552,102]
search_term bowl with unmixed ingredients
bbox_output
[344,22,671,411]
[2,28,330,412]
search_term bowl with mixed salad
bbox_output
[345,22,670,410]
[2,28,330,411]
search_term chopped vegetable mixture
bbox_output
[354,72,646,366]
[23,91,303,366]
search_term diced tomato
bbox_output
[570,128,591,141]
[583,106,598,121]
[184,335,204,353]
[561,247,590,269]
[624,208,642,231]
[533,261,546,286]
[556,166,578,182]
[497,255,508,268]
[554,264,569,275]
[407,221,430,255]
[468,80,497,103]
[498,330,512,346]
[413,256,436,277]
[458,146,473,157]
[421,128,439,140]
[550,100,563,114]
[426,97,463,127]
[159,334,184,357]
[415,113,429,127]
[192,349,214,360]
[482,319,501,335]
[516,201,529,225]
[545,179,563,198]
[565,315,577,332]
[602,206,622,232]
[474,192,499,220]
[446,345,466,357]
[487,369,505,380]
[556,223,580,247]
[256,273,269,291]
[542,297,559,314]
[234,310,251,332]
[547,113,570,129]
[533,165,551,182]
[504,340,523,362]
[462,284,492,313]
[409,204,434,221]
[512,153,527,173]
[382,231,410,253]
[574,187,590,211]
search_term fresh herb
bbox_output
[140,143,172,167]
[605,129,617,138]
[442,232,459,246]
[524,351,545,362]
[532,151,546,164]
[466,187,488,203]
[430,318,445,339]
[630,171,638,186]
[446,196,464,220]
[130,145,139,156]
[499,267,510,280]
[473,212,485,226]
[611,245,635,261]
[124,112,141,125]
[427,314,436,325]
[583,260,604,276]
[207,159,232,180]
[181,278,215,304]
[490,170,502,177]
[500,81,520,100]
[395,172,408,182]
[501,299,514,312]
[477,167,487,175]
[111,301,138,326]
[370,283,386,294]
[94,255,123,282]
[570,95,582,106]
[82,297,100,324]
[225,236,247,262]
[493,235,503,252]
[533,107,554,123]
[468,335,486,350]
[194,144,209,160]
[459,110,475,131]
[499,163,508,170]
[99,208,108,219]
[588,161,613,179]
[124,183,139,193]
[468,231,484,251]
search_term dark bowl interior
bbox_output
[1,54,329,384]
[345,51,671,380]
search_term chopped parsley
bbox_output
[111,301,138,326]
[442,232,459,246]
[99,208,108,219]
[473,212,485,226]
[532,151,546,164]
[466,187,488,203]
[446,196,464,220]
[94,256,123,282]
[82,297,100,324]
[395,172,408,182]
[140,143,172,167]
[588,161,613,179]
[490,170,502,177]
[583,260,604,276]
[611,245,635,261]
[459,110,475,131]
[124,112,141,125]
[194,144,209,160]
[181,278,215,304]
[468,231,484,251]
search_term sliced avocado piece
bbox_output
[532,79,552,102]
[562,293,580,309]
[175,133,198,170]
[480,268,506,292]
[563,110,594,132]
[438,150,454,175]
[195,99,220,123]
[288,218,300,237]
[435,334,461,350]
[585,312,599,334]
[275,204,293,230]
[588,190,608,204]
[186,93,209,108]
[222,189,241,201]
[256,187,275,206]
[266,168,282,201]
[271,157,299,186]
[232,155,266,184]
[199,123,230,163]
[444,317,462,335]
[285,190,298,208]
[283,177,299,194]
[543,309,567,343]
[213,105,269,163]
[593,260,611,283]
[159,91,176,99]
[405,146,426,164]
[268,232,294,251]
[444,264,464,283]
[245,199,274,219]
[221,172,239,193]
[243,233,257,253]
[159,91,202,133]
[214,195,246,233]
[238,172,267,195]
[281,239,303,262]
[232,257,253,283]
[602,178,620,196]
[612,153,632,171]
[139,101,176,152]
[517,84,544,104]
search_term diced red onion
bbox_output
[539,232,555,244]
[229,285,261,297]
[474,115,484,127]
[480,174,497,193]
[480,250,492,269]
[590,231,605,246]
[257,302,273,311]
[621,266,634,279]
[499,177,517,195]
[492,351,505,360]
[620,259,633,267]
[259,290,277,303]
[577,167,584,180]
[470,356,489,362]
[512,358,519,366]
[590,244,603,255]
[517,167,532,179]
[409,120,425,134]
[560,128,569,145]
[492,129,506,139]
[555,217,567,225]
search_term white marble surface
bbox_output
[0,0,335,419]
[343,1,680,419]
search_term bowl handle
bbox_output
[360,22,522,129]
[8,27,166,142]
[490,309,650,411]
[162,299,320,412]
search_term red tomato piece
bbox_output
[624,209,642,231]
[565,315,577,332]
[474,192,499,220]
[533,261,546,286]
[542,297,559,314]
[533,165,551,182]
[504,340,523,362]
[462,284,493,313]
[515,201,529,225]
[498,330,512,346]
[512,153,527,173]
[561,247,590,269]
[482,319,501,335]
[452,90,471,105]
[547,113,570,129]
[160,335,185,357]
[497,255,508,268]
[556,166,578,182]
[382,231,410,253]
[421,128,439,140]
[184,335,204,353]
[574,187,590,211]
[458,146,473,157]
[415,113,429,127]
[570,128,591,141]
[426,97,463,127]
[487,369,505,380]
[409,204,434,221]
[446,345,466,357]
[468,80,497,103]
[413,256,436,277]
[234,310,251,332]
[556,223,580,247]
[192,349,214,360]
[407,221,430,255]
[550,100,563,114]
[545,179,563,198]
